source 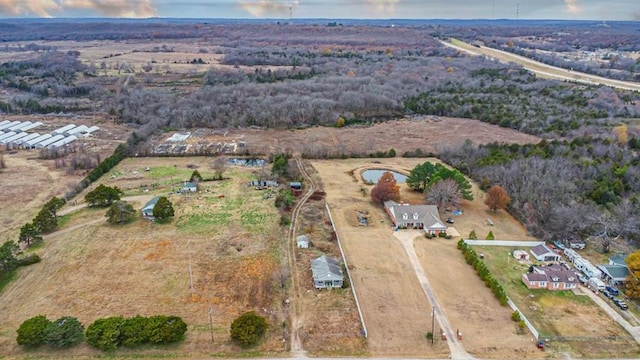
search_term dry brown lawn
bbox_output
[0,156,365,358]
[312,157,582,359]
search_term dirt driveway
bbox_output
[312,158,544,358]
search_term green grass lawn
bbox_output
[474,246,599,338]
[176,212,232,235]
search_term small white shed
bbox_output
[513,250,530,261]
[296,235,310,249]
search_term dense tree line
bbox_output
[441,137,640,245]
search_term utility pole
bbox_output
[209,308,215,343]
[431,306,435,344]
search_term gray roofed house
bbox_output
[311,255,343,289]
[609,254,628,267]
[530,244,561,262]
[383,200,447,235]
[141,196,161,218]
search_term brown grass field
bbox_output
[0,106,632,358]
[312,157,638,359]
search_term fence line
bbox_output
[507,298,540,341]
[325,203,368,338]
[463,240,544,247]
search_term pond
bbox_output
[226,158,265,167]
[361,169,408,184]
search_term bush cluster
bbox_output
[16,315,84,349]
[86,315,187,351]
[457,240,508,305]
[17,314,187,352]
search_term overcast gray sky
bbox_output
[1,1,639,20]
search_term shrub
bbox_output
[44,316,85,348]
[16,315,52,348]
[468,229,478,239]
[146,315,187,344]
[457,240,508,306]
[120,316,150,348]
[486,231,495,240]
[86,316,125,351]
[511,311,521,322]
[18,254,41,266]
[230,311,268,348]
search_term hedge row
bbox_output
[81,143,128,187]
[17,314,187,352]
[86,315,187,351]
[457,240,508,306]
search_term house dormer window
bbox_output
[552,277,559,282]
[402,213,408,220]
[568,277,574,281]
[413,212,419,220]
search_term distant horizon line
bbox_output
[0,17,635,23]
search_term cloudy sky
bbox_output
[1,1,639,20]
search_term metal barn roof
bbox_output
[0,121,21,131]
[66,125,88,136]
[35,134,65,148]
[24,133,52,147]
[0,131,17,141]
[51,124,76,135]
[13,132,40,146]
[49,135,77,149]
[18,122,43,132]
[0,132,29,145]
[9,121,32,132]
[85,126,100,134]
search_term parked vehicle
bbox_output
[605,285,619,296]
[613,299,629,310]
[553,240,566,250]
[446,217,454,224]
[603,290,615,299]
[588,277,606,292]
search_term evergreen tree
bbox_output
[230,311,268,348]
[19,222,43,247]
[85,184,122,207]
[152,196,175,222]
[272,154,289,178]
[44,316,85,348]
[16,315,52,348]
[105,201,136,225]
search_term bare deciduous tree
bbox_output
[211,156,227,180]
[426,178,461,210]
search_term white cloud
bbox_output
[564,0,581,14]
[0,0,157,17]
[239,0,298,17]
[0,0,61,17]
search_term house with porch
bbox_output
[522,264,579,291]
[530,244,561,262]
[311,255,343,289]
[383,200,447,235]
